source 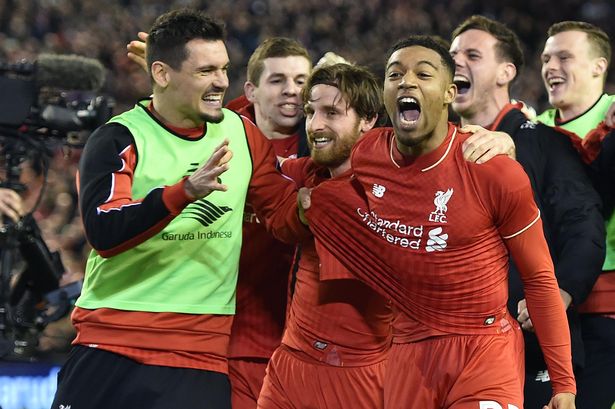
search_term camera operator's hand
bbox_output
[0,188,24,223]
[127,31,149,73]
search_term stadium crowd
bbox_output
[0,0,614,110]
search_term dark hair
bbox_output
[302,63,382,121]
[147,9,226,71]
[452,15,524,76]
[548,21,611,67]
[247,37,311,85]
[387,35,455,80]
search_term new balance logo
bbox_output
[534,370,550,382]
[479,402,519,409]
[182,199,232,227]
[313,340,328,350]
[425,227,448,252]
[372,184,386,198]
[58,405,72,409]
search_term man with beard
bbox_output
[537,21,615,409]
[303,35,576,409]
[257,62,393,409]
[449,16,604,408]
[52,10,307,409]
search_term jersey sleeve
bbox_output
[243,117,310,244]
[472,156,540,238]
[79,123,193,257]
[280,157,312,188]
[475,154,576,395]
[505,220,577,396]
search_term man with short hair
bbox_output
[128,35,312,409]
[449,15,604,408]
[537,21,615,409]
[304,35,576,409]
[52,9,307,409]
[226,37,312,409]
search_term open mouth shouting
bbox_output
[453,75,471,96]
[397,96,421,130]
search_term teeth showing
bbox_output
[312,137,331,147]
[281,103,297,108]
[453,75,469,82]
[548,77,565,87]
[202,95,222,102]
[399,97,418,104]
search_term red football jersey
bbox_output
[306,124,575,394]
[281,158,393,367]
[228,102,299,359]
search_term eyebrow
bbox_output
[195,62,230,71]
[386,59,439,71]
[267,72,308,79]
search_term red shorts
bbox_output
[385,327,524,409]
[257,344,386,409]
[229,358,269,409]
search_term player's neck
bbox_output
[151,96,203,129]
[557,90,603,122]
[254,111,298,140]
[397,115,450,158]
[459,93,509,128]
[328,159,350,178]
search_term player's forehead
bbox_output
[260,55,311,78]
[183,39,229,69]
[387,46,443,72]
[308,84,348,109]
[543,30,590,55]
[450,29,498,54]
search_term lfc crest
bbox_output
[428,188,453,223]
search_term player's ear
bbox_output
[496,62,516,87]
[244,81,257,103]
[151,61,170,88]
[444,82,457,105]
[592,57,608,78]
[359,115,378,133]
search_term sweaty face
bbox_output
[541,31,597,111]
[450,29,502,118]
[305,84,363,168]
[250,56,311,133]
[384,46,456,154]
[164,39,229,126]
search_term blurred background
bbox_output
[0,1,613,408]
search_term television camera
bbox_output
[0,53,111,360]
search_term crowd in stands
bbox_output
[1,0,614,112]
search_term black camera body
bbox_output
[0,54,107,360]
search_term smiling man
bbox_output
[225,37,312,409]
[449,16,605,408]
[304,35,576,409]
[257,62,393,409]
[51,9,307,409]
[536,21,615,409]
